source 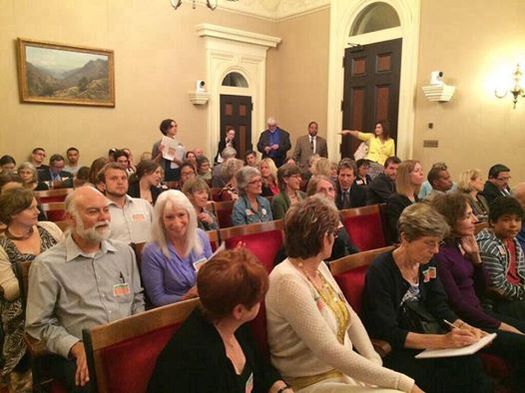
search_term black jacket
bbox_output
[37,169,73,188]
[335,182,367,210]
[127,182,164,205]
[367,173,396,205]
[148,308,281,393]
[386,193,415,244]
[481,181,510,206]
[256,128,291,167]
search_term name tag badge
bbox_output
[193,258,207,272]
[245,209,254,216]
[132,214,146,222]
[113,283,130,297]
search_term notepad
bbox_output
[415,333,497,359]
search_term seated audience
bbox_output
[25,186,145,392]
[64,147,80,175]
[424,164,453,200]
[38,154,73,188]
[148,248,290,393]
[272,163,305,220]
[152,119,185,182]
[363,203,492,393]
[306,175,359,259]
[212,147,237,188]
[367,156,401,205]
[141,190,212,306]
[128,160,163,205]
[266,196,419,393]
[0,173,24,194]
[30,147,48,173]
[122,147,137,174]
[182,178,218,231]
[310,157,331,177]
[417,162,447,200]
[108,147,117,162]
[0,188,64,391]
[432,193,525,390]
[185,151,198,169]
[196,155,212,181]
[217,158,244,201]
[386,160,424,243]
[73,166,90,188]
[17,162,48,191]
[140,151,153,162]
[513,183,525,252]
[259,158,279,197]
[179,162,197,189]
[355,159,372,187]
[478,196,525,320]
[482,164,511,205]
[193,147,204,158]
[335,158,366,210]
[0,155,16,174]
[114,149,134,177]
[457,169,490,221]
[214,127,236,164]
[244,150,259,167]
[232,167,273,226]
[101,163,153,244]
[87,157,108,186]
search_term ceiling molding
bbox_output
[196,23,282,48]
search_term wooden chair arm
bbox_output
[371,339,392,358]
[24,334,51,358]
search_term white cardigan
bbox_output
[265,258,414,392]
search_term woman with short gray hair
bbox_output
[231,166,272,226]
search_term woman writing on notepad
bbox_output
[363,203,492,393]
[432,192,525,391]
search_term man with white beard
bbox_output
[26,186,145,392]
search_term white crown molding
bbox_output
[175,0,330,22]
[196,23,281,48]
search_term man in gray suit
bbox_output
[292,121,328,170]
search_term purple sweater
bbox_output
[141,229,212,306]
[435,243,500,329]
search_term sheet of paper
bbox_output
[160,136,185,168]
[415,333,497,359]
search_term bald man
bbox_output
[513,183,525,252]
[26,186,145,392]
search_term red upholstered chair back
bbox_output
[83,299,199,393]
[220,220,284,272]
[340,205,386,251]
[214,200,234,228]
[40,202,67,222]
[330,246,395,316]
[249,302,269,357]
[34,189,72,203]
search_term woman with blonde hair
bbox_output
[311,157,331,177]
[259,158,279,197]
[141,190,212,306]
[457,169,489,221]
[386,160,424,243]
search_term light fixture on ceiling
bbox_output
[495,63,525,109]
[170,0,238,11]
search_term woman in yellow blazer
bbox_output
[342,121,395,176]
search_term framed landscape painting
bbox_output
[17,38,115,107]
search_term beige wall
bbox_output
[413,0,525,184]
[266,8,330,151]
[0,0,276,166]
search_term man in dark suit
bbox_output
[335,159,366,209]
[292,121,328,171]
[482,164,512,205]
[366,156,401,205]
[38,154,74,188]
[256,117,291,168]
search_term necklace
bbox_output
[6,226,34,241]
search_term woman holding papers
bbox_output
[152,118,186,182]
[141,190,212,306]
[363,203,492,393]
[432,192,525,391]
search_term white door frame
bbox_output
[196,24,281,159]
[326,0,420,160]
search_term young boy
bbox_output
[477,196,525,320]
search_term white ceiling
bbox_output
[218,0,331,21]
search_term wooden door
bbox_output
[220,95,252,157]
[341,39,402,159]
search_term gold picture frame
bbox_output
[17,38,115,107]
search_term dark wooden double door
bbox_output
[220,94,252,157]
[341,38,402,159]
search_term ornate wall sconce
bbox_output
[495,64,525,109]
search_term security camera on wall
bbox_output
[196,80,206,92]
[430,71,444,86]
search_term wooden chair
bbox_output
[219,220,284,272]
[474,222,489,235]
[83,298,199,393]
[340,204,387,251]
[210,187,223,202]
[214,200,235,228]
[39,202,67,222]
[330,246,395,357]
[34,188,72,203]
[206,229,221,251]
